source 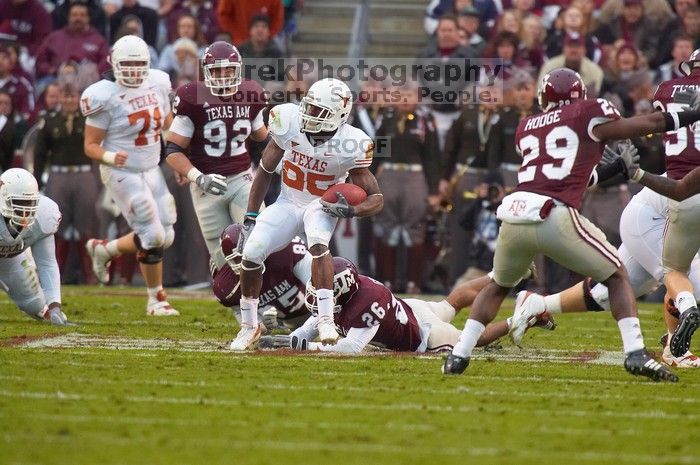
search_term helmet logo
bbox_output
[334,92,351,108]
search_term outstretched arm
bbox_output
[593,110,700,142]
[637,167,700,202]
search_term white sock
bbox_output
[452,319,486,358]
[316,288,334,320]
[675,291,697,314]
[240,297,259,326]
[617,317,645,354]
[147,286,163,304]
[543,294,562,314]
[105,239,120,257]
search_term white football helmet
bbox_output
[299,78,353,133]
[110,35,150,88]
[0,168,40,229]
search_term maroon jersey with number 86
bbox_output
[514,98,621,209]
[172,79,267,176]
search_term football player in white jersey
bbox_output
[232,78,384,350]
[80,35,179,316]
[0,169,68,325]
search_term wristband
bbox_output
[102,151,117,165]
[631,168,645,182]
[187,167,203,183]
[245,211,259,218]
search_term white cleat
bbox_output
[509,290,547,347]
[317,315,339,345]
[661,334,700,368]
[229,323,263,351]
[85,239,112,284]
[146,290,180,316]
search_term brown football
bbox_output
[321,183,367,206]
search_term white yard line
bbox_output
[13,333,628,365]
[0,389,694,421]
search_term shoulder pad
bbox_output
[173,82,198,116]
[80,80,115,117]
[36,196,61,235]
[269,103,297,136]
[149,69,173,91]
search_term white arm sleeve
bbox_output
[290,315,319,342]
[169,115,195,138]
[86,111,111,130]
[32,235,61,305]
[308,326,380,354]
[252,109,265,131]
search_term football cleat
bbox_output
[624,348,678,382]
[229,323,262,351]
[509,290,548,346]
[317,315,339,344]
[669,307,700,357]
[85,239,112,284]
[441,353,470,375]
[146,290,180,316]
[659,333,700,368]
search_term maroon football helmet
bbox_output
[305,257,360,315]
[537,68,586,112]
[202,41,242,96]
[680,48,700,76]
[220,224,243,273]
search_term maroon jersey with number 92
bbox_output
[514,98,621,209]
[172,79,267,176]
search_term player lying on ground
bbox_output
[233,78,383,351]
[81,35,178,316]
[212,223,311,336]
[0,169,68,325]
[442,67,700,382]
[509,142,700,368]
[259,257,555,353]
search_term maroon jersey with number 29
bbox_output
[514,98,621,209]
[171,79,267,176]
[653,77,700,180]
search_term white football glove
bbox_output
[196,173,227,195]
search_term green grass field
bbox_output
[2,286,699,465]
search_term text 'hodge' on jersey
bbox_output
[213,238,309,320]
[80,69,172,172]
[514,98,621,209]
[653,77,700,180]
[0,196,61,259]
[335,275,422,352]
[170,79,267,177]
[269,103,374,206]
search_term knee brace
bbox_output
[583,278,606,312]
[134,234,164,264]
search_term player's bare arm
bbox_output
[164,131,193,177]
[84,125,128,167]
[348,167,383,217]
[249,125,269,142]
[637,166,700,202]
[246,138,285,213]
[592,110,700,142]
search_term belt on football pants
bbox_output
[50,165,92,173]
[383,163,422,172]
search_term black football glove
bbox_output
[603,142,640,181]
[320,192,355,218]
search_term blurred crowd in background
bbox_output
[0,0,687,297]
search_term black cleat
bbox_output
[669,307,700,357]
[624,348,678,382]
[442,353,470,375]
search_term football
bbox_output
[321,183,367,206]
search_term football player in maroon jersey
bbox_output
[165,41,269,271]
[444,67,700,382]
[212,223,311,332]
[258,258,555,353]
